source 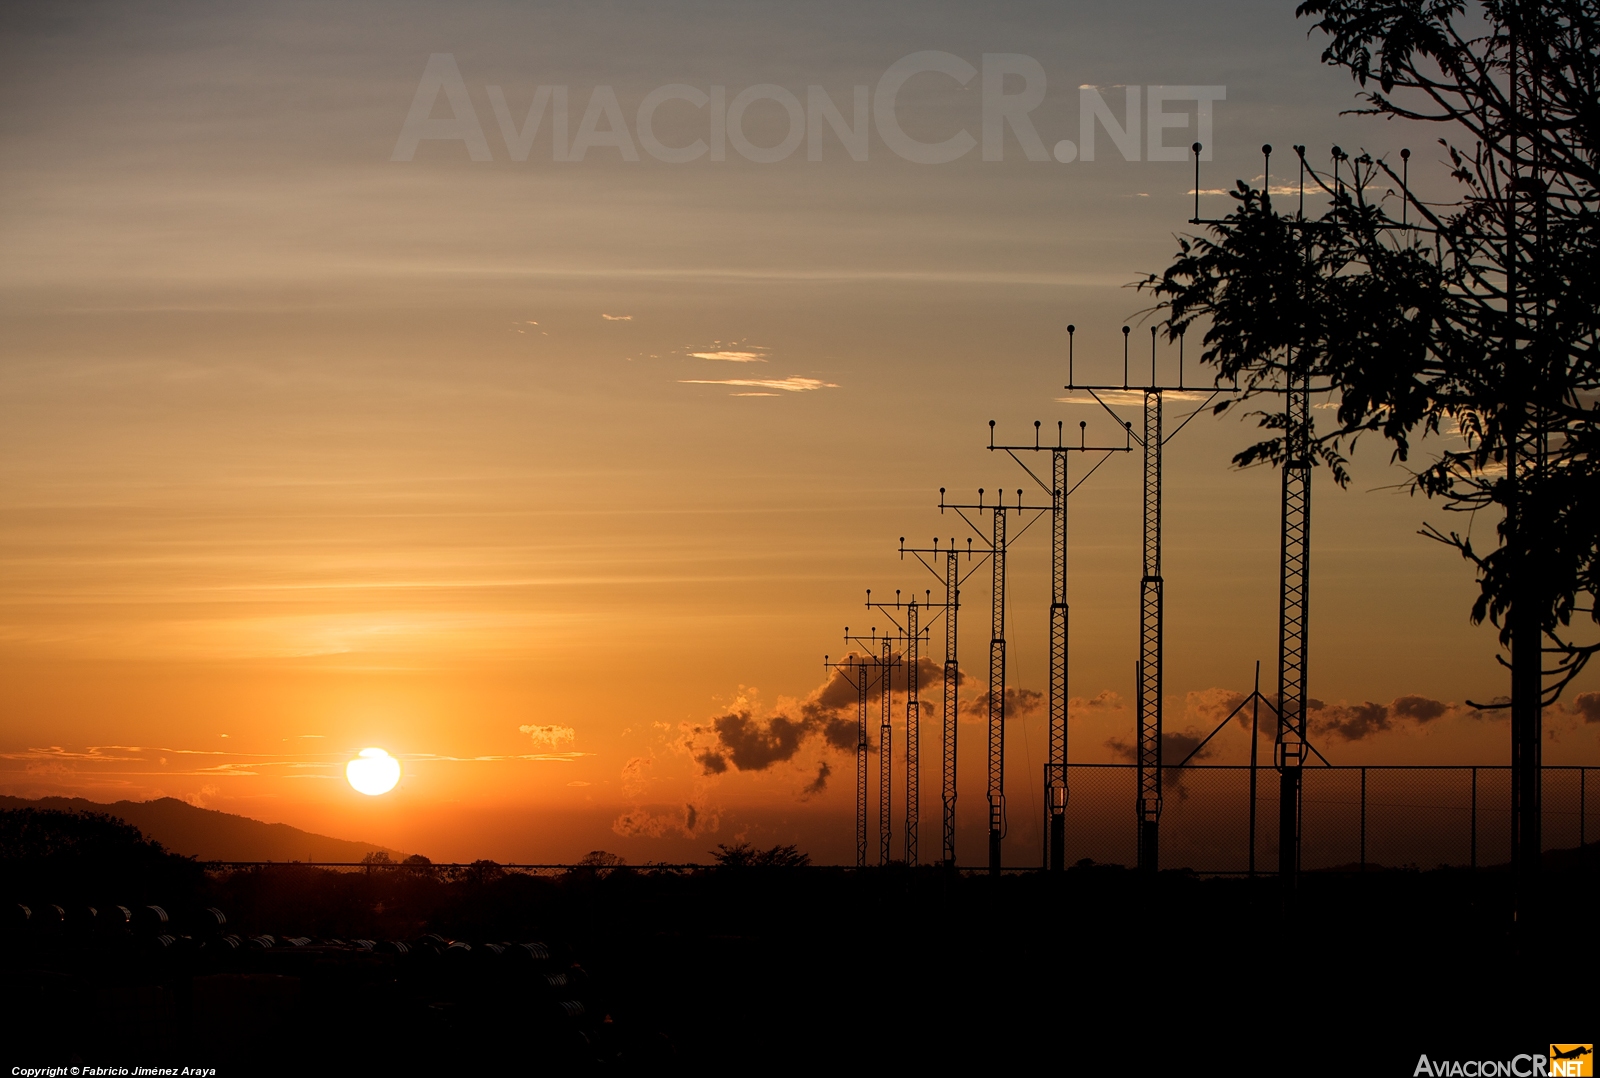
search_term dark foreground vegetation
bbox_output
[2,810,1597,1072]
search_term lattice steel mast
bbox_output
[857,658,869,867]
[844,620,896,863]
[905,600,919,862]
[943,552,958,865]
[867,588,937,865]
[988,503,1006,875]
[1276,349,1311,886]
[881,632,894,865]
[1272,142,1321,891]
[1138,340,1164,873]
[822,651,873,868]
[900,538,972,867]
[988,403,1130,870]
[939,488,1051,873]
[1069,323,1215,874]
[842,622,901,865]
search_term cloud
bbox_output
[611,802,716,839]
[891,655,955,693]
[519,724,576,747]
[1070,690,1127,714]
[620,755,655,797]
[685,658,965,791]
[960,687,1044,719]
[601,313,632,321]
[1105,731,1214,792]
[1160,731,1209,766]
[1312,701,1392,741]
[1307,695,1456,741]
[679,376,838,392]
[800,761,831,799]
[731,392,780,397]
[1183,687,1250,729]
[183,784,221,808]
[1390,695,1450,723]
[691,710,813,774]
[691,350,767,363]
[791,665,876,752]
[1056,389,1214,406]
[1569,692,1600,722]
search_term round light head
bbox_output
[346,748,400,796]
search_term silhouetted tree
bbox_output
[711,843,811,869]
[460,859,505,886]
[1142,0,1600,711]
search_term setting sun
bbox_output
[346,748,401,796]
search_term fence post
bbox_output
[1470,767,1477,870]
[1582,767,1586,850]
[1248,683,1260,878]
[1359,767,1366,872]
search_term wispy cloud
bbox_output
[601,313,632,321]
[1057,389,1216,406]
[519,723,576,748]
[0,744,592,781]
[691,350,767,363]
[680,377,838,393]
[406,751,590,763]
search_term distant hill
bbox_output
[0,796,408,862]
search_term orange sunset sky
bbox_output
[3,0,1597,864]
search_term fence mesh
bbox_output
[1060,764,1591,873]
[200,768,1592,876]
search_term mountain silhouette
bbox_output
[0,795,408,862]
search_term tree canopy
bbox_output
[1142,0,1600,703]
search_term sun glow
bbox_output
[346,747,401,795]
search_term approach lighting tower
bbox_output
[987,410,1131,870]
[1067,323,1216,873]
[939,487,1052,874]
[842,624,901,865]
[824,650,874,867]
[1277,338,1311,887]
[899,538,974,867]
[1190,141,1329,889]
[867,589,939,864]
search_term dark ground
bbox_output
[3,848,1597,1074]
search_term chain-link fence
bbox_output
[1059,763,1593,873]
[199,767,1592,876]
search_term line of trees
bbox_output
[1139,0,1599,903]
